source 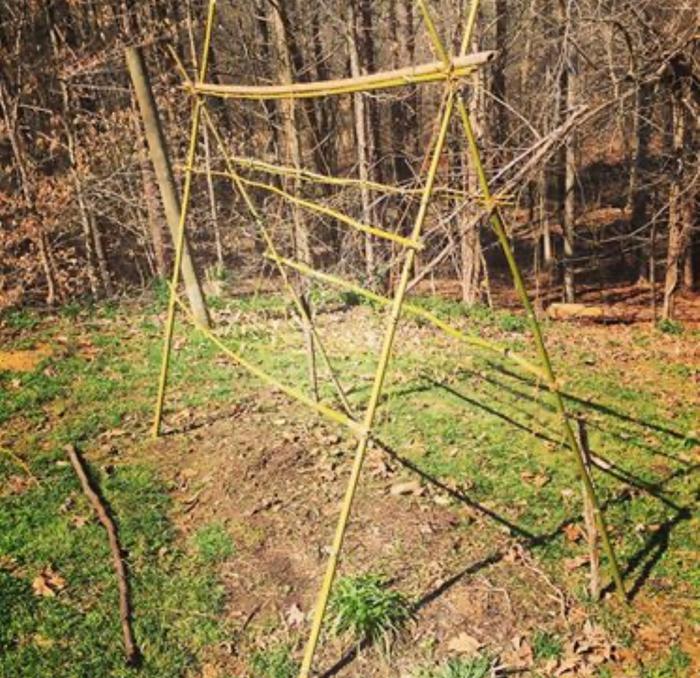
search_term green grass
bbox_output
[417,656,493,678]
[328,573,412,650]
[0,460,226,678]
[2,292,698,676]
[192,523,235,564]
[532,630,563,661]
[250,644,298,678]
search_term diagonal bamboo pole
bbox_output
[192,52,494,100]
[298,88,457,678]
[226,172,424,251]
[152,0,217,438]
[418,0,627,603]
[265,253,549,384]
[201,107,355,418]
[170,290,362,434]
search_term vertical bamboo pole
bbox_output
[298,89,456,678]
[418,0,626,603]
[151,0,217,438]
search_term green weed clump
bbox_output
[328,573,412,650]
[656,318,683,335]
[192,523,235,564]
[250,644,298,678]
[532,630,563,661]
[417,656,493,678]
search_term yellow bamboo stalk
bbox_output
[186,163,512,204]
[192,52,495,100]
[265,253,549,384]
[298,89,456,678]
[171,291,362,434]
[230,172,424,251]
[152,0,216,438]
[201,107,355,418]
[421,0,627,603]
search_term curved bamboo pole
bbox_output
[186,162,513,204]
[192,52,494,100]
[417,0,627,603]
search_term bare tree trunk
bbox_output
[348,1,375,287]
[0,78,59,305]
[461,17,485,305]
[202,124,224,271]
[662,89,693,320]
[492,0,508,152]
[558,0,577,303]
[138,138,168,276]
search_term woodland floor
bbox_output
[0,284,698,678]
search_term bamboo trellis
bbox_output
[147,1,627,675]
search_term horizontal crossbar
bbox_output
[185,161,514,206]
[191,51,495,100]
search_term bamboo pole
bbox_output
[150,0,216,438]
[226,171,424,251]
[186,163,512,204]
[126,47,209,328]
[418,0,627,603]
[201,107,355,418]
[171,291,362,434]
[267,253,549,384]
[192,52,495,100]
[298,89,456,678]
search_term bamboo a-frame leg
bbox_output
[152,0,216,438]
[298,89,458,678]
[416,0,626,603]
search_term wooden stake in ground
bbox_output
[65,445,139,666]
[577,419,601,600]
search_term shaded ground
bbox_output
[1,292,698,677]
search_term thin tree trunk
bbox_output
[0,78,59,305]
[559,0,577,303]
[348,1,375,287]
[662,90,693,320]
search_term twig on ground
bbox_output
[65,444,139,666]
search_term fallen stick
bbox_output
[65,445,139,666]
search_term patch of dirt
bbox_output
[0,343,52,372]
[131,393,622,677]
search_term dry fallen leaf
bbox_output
[447,632,483,656]
[521,471,550,488]
[32,567,66,597]
[390,480,423,496]
[286,603,305,627]
[564,555,589,571]
[563,523,584,543]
